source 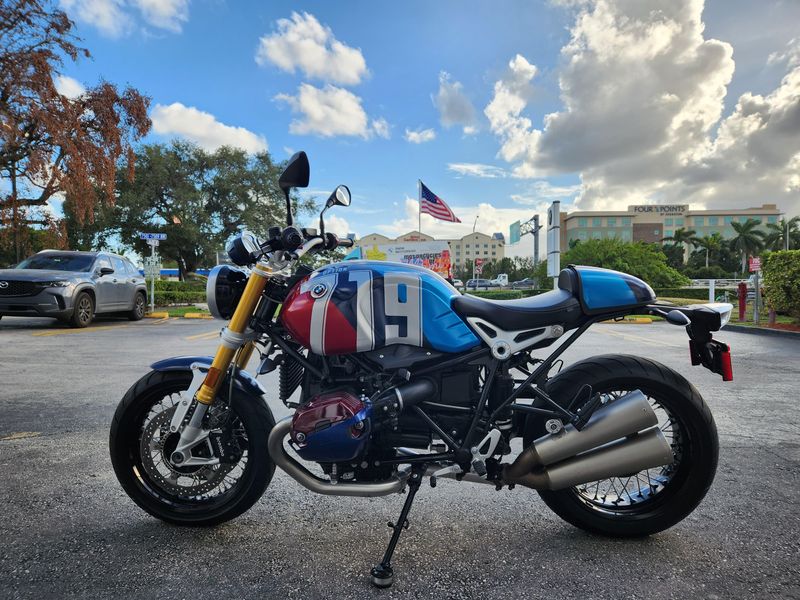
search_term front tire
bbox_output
[110,370,275,526]
[128,292,146,321]
[70,291,94,328]
[528,355,718,537]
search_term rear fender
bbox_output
[150,355,267,399]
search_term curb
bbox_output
[183,313,213,319]
[725,324,800,339]
[145,312,170,319]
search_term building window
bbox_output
[607,217,616,226]
[724,216,733,224]
[578,231,588,240]
[622,217,631,226]
[694,217,704,226]
[622,230,631,241]
[675,218,684,226]
[592,231,601,239]
[768,216,778,224]
[484,244,488,248]
[665,229,673,238]
[709,216,718,226]
[465,244,470,248]
[592,217,602,227]
[492,251,496,256]
[665,218,673,226]
[753,217,762,224]
[578,217,587,227]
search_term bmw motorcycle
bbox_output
[110,151,734,588]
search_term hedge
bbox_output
[154,279,206,292]
[154,290,206,304]
[763,250,800,322]
[466,290,524,300]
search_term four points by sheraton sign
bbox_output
[628,205,689,215]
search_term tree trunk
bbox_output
[705,249,709,268]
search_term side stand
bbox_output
[370,466,424,588]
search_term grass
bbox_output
[158,306,212,318]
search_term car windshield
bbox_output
[16,254,94,272]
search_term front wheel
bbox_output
[528,355,718,537]
[110,370,275,526]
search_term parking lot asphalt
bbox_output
[1,316,798,599]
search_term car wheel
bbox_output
[128,292,146,321]
[70,292,94,328]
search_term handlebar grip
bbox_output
[281,226,303,251]
[338,237,354,248]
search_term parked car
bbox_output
[491,273,509,287]
[0,250,147,327]
[452,278,464,288]
[511,277,537,289]
[465,278,498,290]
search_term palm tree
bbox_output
[730,219,766,273]
[764,217,800,251]
[694,233,723,268]
[661,227,697,263]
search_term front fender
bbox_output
[150,355,267,399]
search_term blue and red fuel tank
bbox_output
[279,260,480,355]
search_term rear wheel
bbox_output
[527,355,718,537]
[128,292,146,321]
[110,370,275,526]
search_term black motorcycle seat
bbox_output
[452,269,584,331]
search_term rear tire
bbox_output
[528,354,718,537]
[110,370,275,526]
[70,291,94,328]
[128,292,146,321]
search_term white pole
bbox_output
[709,279,715,303]
[150,241,155,314]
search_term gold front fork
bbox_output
[195,264,270,405]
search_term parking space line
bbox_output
[32,324,130,337]
[597,327,683,348]
[186,330,220,341]
[0,431,42,441]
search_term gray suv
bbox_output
[0,250,147,327]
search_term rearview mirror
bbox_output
[278,151,310,227]
[325,185,351,209]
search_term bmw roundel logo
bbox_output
[310,283,328,298]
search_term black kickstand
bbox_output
[370,466,425,588]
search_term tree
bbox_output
[762,250,800,323]
[764,217,800,251]
[693,233,724,269]
[661,227,697,264]
[730,218,765,274]
[563,238,689,287]
[0,0,150,262]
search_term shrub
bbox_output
[762,250,800,322]
[465,290,523,300]
[154,290,206,305]
[153,279,206,292]
[654,288,711,300]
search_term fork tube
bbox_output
[195,265,270,405]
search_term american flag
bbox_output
[419,181,461,223]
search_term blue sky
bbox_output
[56,0,800,251]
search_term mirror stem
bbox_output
[319,207,327,237]
[284,190,293,226]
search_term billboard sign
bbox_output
[363,241,452,278]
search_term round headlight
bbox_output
[207,265,248,320]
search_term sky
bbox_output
[54,0,800,255]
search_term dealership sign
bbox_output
[362,242,452,278]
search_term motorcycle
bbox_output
[110,151,734,588]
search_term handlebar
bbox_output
[338,237,354,248]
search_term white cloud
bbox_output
[55,75,86,99]
[60,0,188,35]
[511,181,582,204]
[447,163,506,178]
[768,37,800,70]
[404,127,436,144]
[60,0,129,37]
[151,102,268,153]
[433,71,478,134]
[275,84,386,139]
[324,214,352,237]
[484,0,800,215]
[132,0,188,33]
[256,12,368,85]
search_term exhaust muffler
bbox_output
[503,390,673,490]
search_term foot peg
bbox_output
[573,393,602,430]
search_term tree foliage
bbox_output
[562,238,689,287]
[729,218,765,273]
[762,250,800,322]
[65,142,316,279]
[0,0,151,262]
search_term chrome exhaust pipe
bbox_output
[267,418,407,497]
[503,389,673,489]
[512,427,673,490]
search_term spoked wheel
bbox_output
[528,355,718,537]
[110,370,275,526]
